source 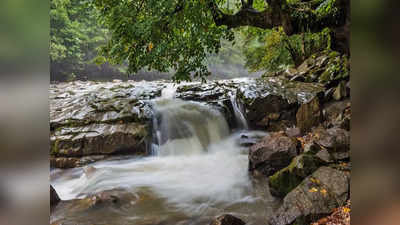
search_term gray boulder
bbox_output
[249,132,299,177]
[269,166,350,225]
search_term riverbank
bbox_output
[50,50,350,225]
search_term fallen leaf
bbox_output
[342,207,351,213]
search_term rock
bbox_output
[303,141,322,155]
[330,152,350,161]
[50,156,79,168]
[296,97,321,134]
[322,100,350,130]
[50,185,60,208]
[50,155,107,168]
[315,149,333,163]
[285,127,301,137]
[50,123,148,157]
[209,214,246,225]
[66,189,126,211]
[314,127,350,153]
[175,78,248,129]
[333,81,347,101]
[249,132,299,177]
[269,167,350,225]
[237,77,324,130]
[268,154,324,197]
[50,81,164,158]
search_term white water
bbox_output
[230,93,248,129]
[51,83,274,224]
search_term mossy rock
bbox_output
[268,154,324,198]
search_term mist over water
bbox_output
[51,83,275,224]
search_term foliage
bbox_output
[50,0,347,81]
[93,0,236,82]
[241,26,332,73]
[50,0,107,73]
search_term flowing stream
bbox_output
[51,84,278,225]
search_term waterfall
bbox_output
[230,93,248,130]
[51,82,273,224]
[151,99,230,156]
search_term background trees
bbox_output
[50,0,349,81]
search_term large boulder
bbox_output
[296,97,322,134]
[209,214,246,225]
[313,127,350,154]
[49,80,162,161]
[269,166,350,225]
[249,132,299,177]
[268,153,325,198]
[237,77,324,130]
[50,123,148,157]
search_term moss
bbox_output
[269,154,323,197]
[51,139,60,156]
[318,70,331,83]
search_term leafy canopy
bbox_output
[93,0,236,81]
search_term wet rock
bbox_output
[175,78,249,129]
[50,81,164,159]
[50,157,79,168]
[269,167,350,225]
[50,81,162,129]
[268,154,324,197]
[249,132,299,177]
[50,155,107,168]
[314,127,350,153]
[296,97,321,134]
[209,214,246,225]
[51,185,60,208]
[51,123,148,157]
[237,77,324,130]
[65,190,123,211]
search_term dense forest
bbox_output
[50,0,349,81]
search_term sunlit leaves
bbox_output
[242,26,331,73]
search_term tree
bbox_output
[241,26,332,73]
[93,0,350,81]
[50,0,107,79]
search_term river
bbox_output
[50,83,278,225]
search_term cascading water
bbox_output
[230,93,248,130]
[51,82,276,225]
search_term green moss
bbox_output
[51,139,60,155]
[269,154,323,197]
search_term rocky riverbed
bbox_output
[50,51,350,225]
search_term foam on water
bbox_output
[51,83,274,223]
